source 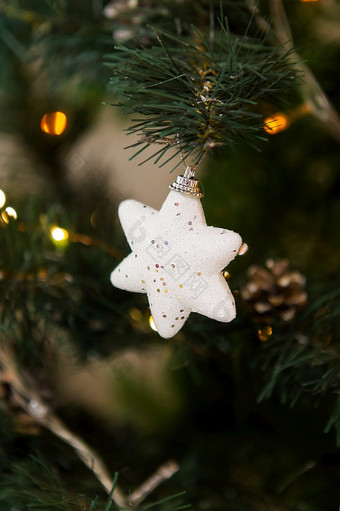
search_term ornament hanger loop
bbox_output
[170,137,204,198]
[176,135,207,177]
[183,165,196,180]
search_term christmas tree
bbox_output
[0,1,339,510]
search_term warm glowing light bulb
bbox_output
[41,111,67,135]
[50,226,69,242]
[238,243,249,256]
[149,315,158,332]
[5,207,17,219]
[0,189,6,208]
[264,113,290,135]
[257,326,273,342]
[1,206,17,224]
[300,0,318,2]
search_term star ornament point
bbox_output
[110,190,242,338]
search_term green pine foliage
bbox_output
[0,457,99,511]
[257,281,340,443]
[106,18,298,168]
[0,1,340,510]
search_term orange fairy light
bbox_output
[300,0,318,3]
[264,103,311,135]
[41,111,67,135]
[1,206,17,224]
[264,113,290,135]
[257,326,273,342]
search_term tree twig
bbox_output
[248,0,340,142]
[129,460,179,507]
[269,0,340,143]
[0,348,128,510]
[0,347,179,509]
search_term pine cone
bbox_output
[241,259,307,323]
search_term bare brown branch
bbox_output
[129,460,179,507]
[0,348,128,510]
[0,347,179,509]
[270,0,340,142]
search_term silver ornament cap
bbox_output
[169,166,203,198]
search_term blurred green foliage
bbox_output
[0,1,340,511]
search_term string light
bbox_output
[264,103,311,135]
[5,207,17,219]
[300,0,318,2]
[238,243,249,256]
[50,226,69,242]
[1,206,17,224]
[264,113,290,135]
[41,111,67,135]
[257,326,273,342]
[149,315,158,332]
[0,190,6,208]
[1,211,9,224]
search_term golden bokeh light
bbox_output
[129,308,142,322]
[257,326,273,342]
[238,243,249,256]
[1,206,17,224]
[0,189,6,208]
[50,226,69,242]
[149,315,158,332]
[264,113,290,135]
[41,111,67,135]
[5,207,17,219]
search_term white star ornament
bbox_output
[110,189,242,339]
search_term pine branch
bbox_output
[104,0,255,45]
[0,346,128,508]
[257,281,340,444]
[270,0,340,143]
[0,345,184,509]
[129,461,179,507]
[0,455,188,511]
[0,456,97,511]
[106,16,298,167]
[248,0,340,143]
